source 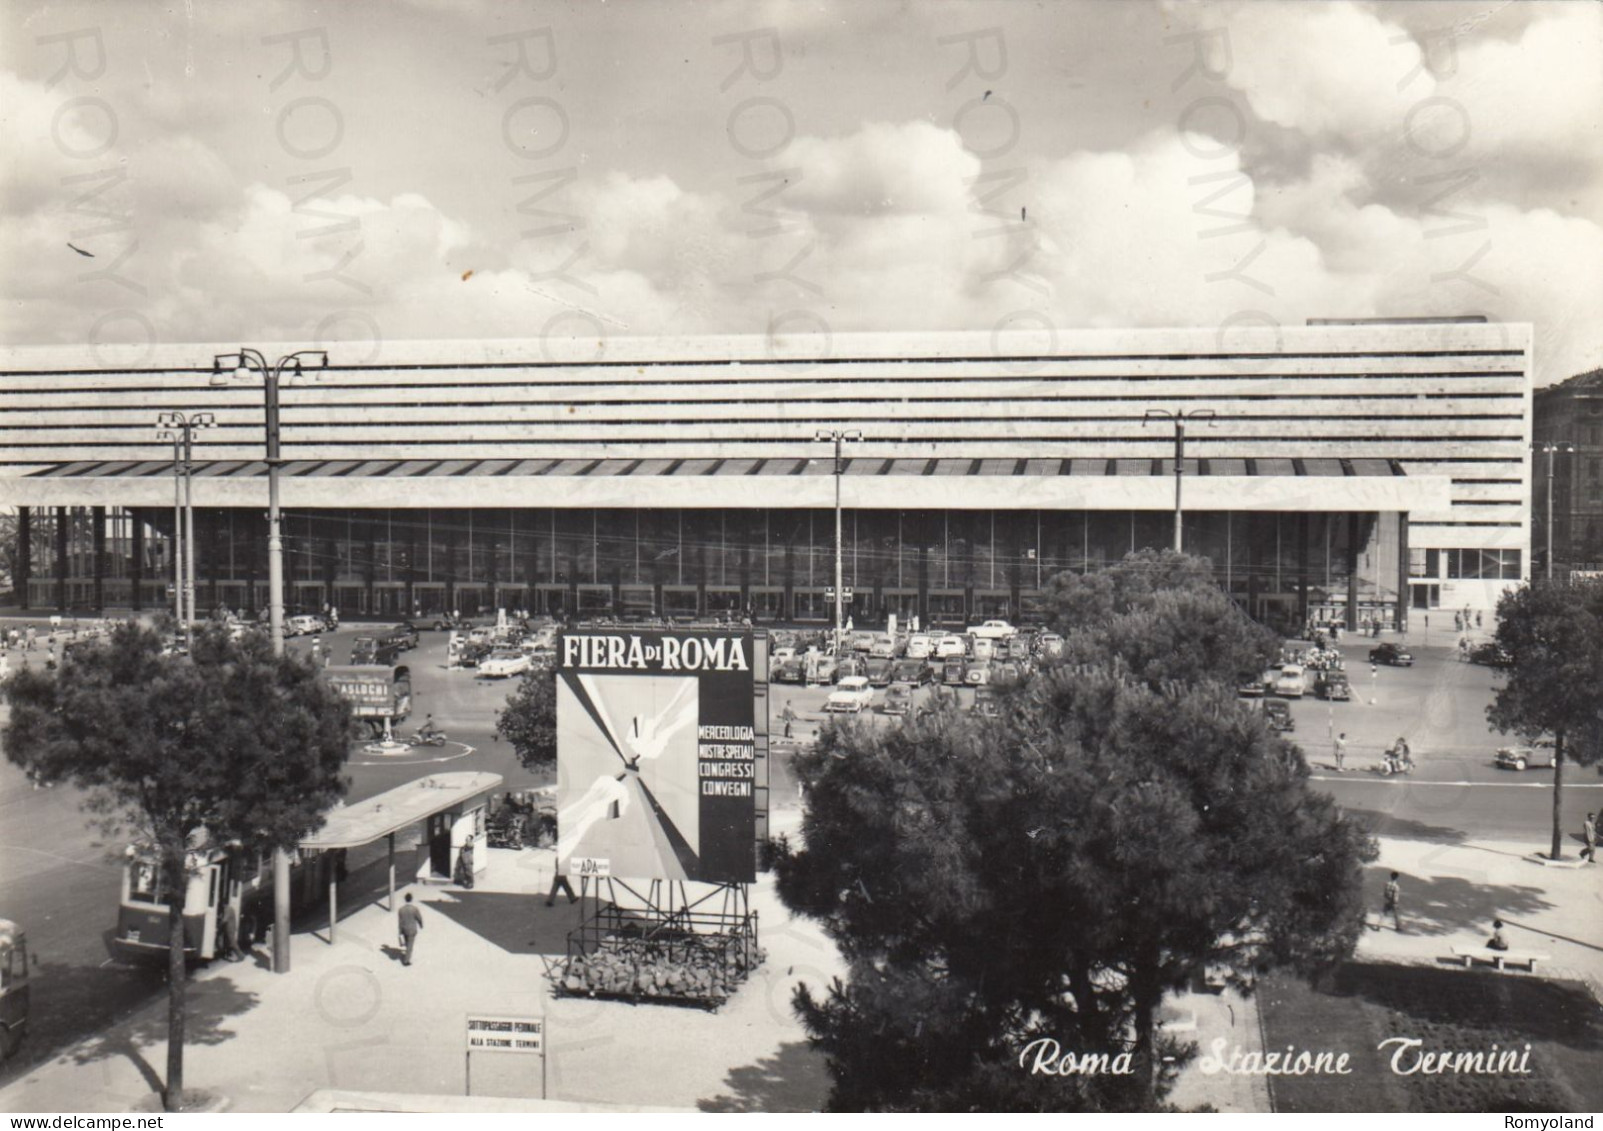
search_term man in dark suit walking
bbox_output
[398,892,424,966]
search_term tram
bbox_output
[111,838,335,963]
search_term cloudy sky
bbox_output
[3,0,1599,384]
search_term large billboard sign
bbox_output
[556,630,761,884]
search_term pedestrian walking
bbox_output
[25,626,36,650]
[397,892,424,966]
[1375,871,1403,932]
[454,841,475,889]
[546,861,577,907]
[1475,611,1482,629]
[1582,812,1596,864]
[780,699,798,739]
[1333,732,1347,773]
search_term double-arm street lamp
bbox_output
[815,429,862,658]
[211,349,330,658]
[211,348,327,979]
[1143,408,1215,554]
[154,411,215,649]
[1534,441,1575,580]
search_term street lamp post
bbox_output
[1534,442,1574,580]
[155,411,216,650]
[1143,409,1215,554]
[212,348,328,979]
[212,349,330,658]
[157,430,183,633]
[815,429,862,658]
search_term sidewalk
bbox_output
[0,815,845,1113]
[6,824,1587,1113]
[1357,835,1603,998]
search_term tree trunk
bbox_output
[164,850,188,1111]
[1131,962,1163,1109]
[1550,730,1566,861]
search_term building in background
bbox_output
[0,322,1531,631]
[1532,368,1603,577]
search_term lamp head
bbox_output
[156,411,182,428]
[193,412,217,429]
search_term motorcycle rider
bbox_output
[417,714,443,743]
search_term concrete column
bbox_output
[92,506,106,611]
[1346,513,1360,632]
[387,833,396,911]
[130,510,144,611]
[1395,512,1409,631]
[1297,514,1309,629]
[16,506,30,609]
[55,506,69,611]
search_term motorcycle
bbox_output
[408,729,448,748]
[1378,751,1415,775]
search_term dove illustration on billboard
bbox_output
[555,629,760,884]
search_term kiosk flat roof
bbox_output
[300,772,503,851]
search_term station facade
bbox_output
[0,323,1532,631]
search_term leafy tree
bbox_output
[1041,548,1221,632]
[494,664,558,775]
[1,623,352,1111]
[1486,578,1603,859]
[1045,550,1282,689]
[774,666,1372,1111]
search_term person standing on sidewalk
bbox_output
[397,893,424,966]
[1375,872,1403,932]
[546,861,577,907]
[780,700,798,739]
[1582,812,1596,864]
[1333,732,1347,773]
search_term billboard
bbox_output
[556,630,761,884]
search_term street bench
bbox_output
[1449,946,1549,972]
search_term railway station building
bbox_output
[0,321,1533,632]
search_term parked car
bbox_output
[1315,671,1351,701]
[1263,700,1295,732]
[456,640,492,668]
[964,659,992,686]
[1369,642,1414,667]
[1037,632,1065,660]
[850,632,877,653]
[1494,738,1556,771]
[865,657,894,687]
[881,684,914,716]
[809,654,839,685]
[837,655,868,681]
[972,685,1000,718]
[773,658,805,684]
[1273,664,1306,698]
[990,661,1022,686]
[942,658,966,686]
[905,634,933,660]
[1469,642,1513,668]
[1237,674,1269,698]
[967,619,1015,640]
[478,649,532,679]
[869,635,897,659]
[284,614,323,637]
[935,635,967,659]
[431,614,474,632]
[770,646,798,666]
[970,637,996,662]
[349,636,401,666]
[891,659,932,686]
[825,676,875,713]
[383,622,420,651]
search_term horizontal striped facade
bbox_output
[0,324,1531,561]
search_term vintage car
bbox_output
[935,635,967,660]
[1037,633,1065,659]
[869,635,897,659]
[865,657,895,687]
[972,685,1001,718]
[1368,642,1414,667]
[825,676,875,713]
[964,659,993,686]
[1470,642,1513,668]
[891,659,933,686]
[1315,670,1351,701]
[1263,699,1295,732]
[942,658,967,686]
[772,658,805,684]
[881,684,914,716]
[967,619,1016,640]
[478,649,531,679]
[1494,738,1555,771]
[905,634,933,660]
[1274,664,1307,698]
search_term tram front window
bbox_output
[130,860,172,905]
